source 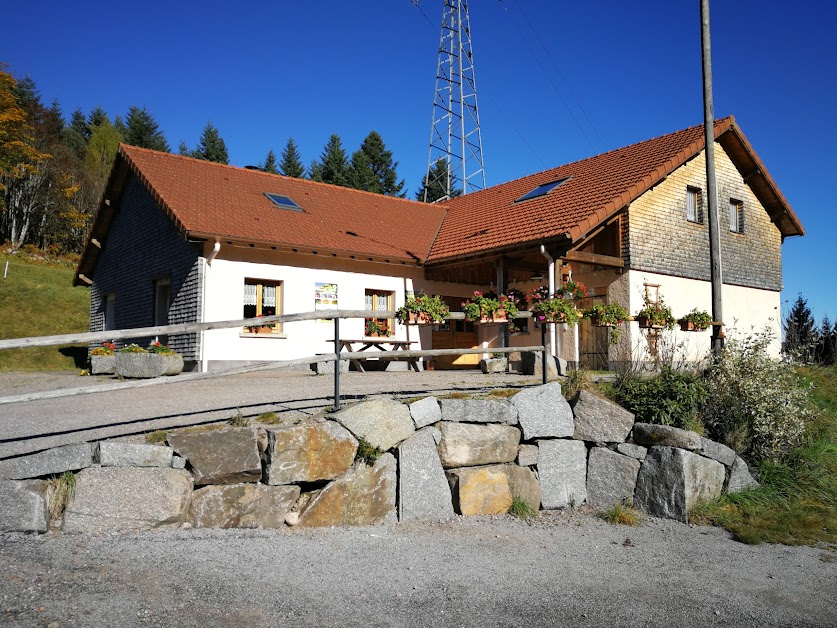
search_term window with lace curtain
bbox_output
[364,289,394,336]
[243,279,282,333]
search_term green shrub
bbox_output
[507,496,537,519]
[702,331,810,462]
[356,438,382,465]
[615,367,707,429]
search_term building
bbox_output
[74,116,803,371]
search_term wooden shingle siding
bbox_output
[89,174,202,361]
[624,144,782,292]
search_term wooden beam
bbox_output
[563,250,624,268]
[77,274,93,286]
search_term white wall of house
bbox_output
[197,247,482,371]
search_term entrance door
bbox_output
[579,295,609,370]
[431,296,479,369]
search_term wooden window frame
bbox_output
[364,289,394,337]
[686,187,704,224]
[243,279,283,334]
[729,199,744,234]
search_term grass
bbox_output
[507,496,537,520]
[600,502,642,526]
[355,438,383,465]
[145,430,169,444]
[0,253,89,371]
[228,409,251,427]
[45,471,77,520]
[690,365,837,545]
[256,411,281,425]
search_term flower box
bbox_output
[590,317,616,328]
[636,315,663,330]
[679,320,702,332]
[477,309,507,324]
[405,311,433,325]
[90,354,116,375]
[116,353,183,379]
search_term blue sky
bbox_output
[4,1,835,322]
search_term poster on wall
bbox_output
[315,282,338,322]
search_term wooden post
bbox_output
[701,0,724,357]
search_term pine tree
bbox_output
[783,295,817,363]
[178,141,190,156]
[416,158,461,203]
[190,121,229,164]
[814,316,836,366]
[263,149,279,174]
[310,134,349,187]
[124,106,170,152]
[70,109,90,141]
[279,137,304,178]
[88,106,108,131]
[113,115,127,139]
[354,130,405,196]
[348,149,378,192]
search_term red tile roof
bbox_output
[119,145,447,263]
[427,116,803,262]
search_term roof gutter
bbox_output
[206,240,221,266]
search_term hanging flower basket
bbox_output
[395,293,450,325]
[462,291,519,323]
[678,308,712,332]
[479,309,508,324]
[636,315,663,330]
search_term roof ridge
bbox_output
[118,143,448,210]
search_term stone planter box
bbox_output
[311,356,349,375]
[116,353,184,379]
[480,358,506,374]
[90,354,116,375]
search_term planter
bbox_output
[476,309,507,324]
[116,353,183,379]
[540,313,568,324]
[590,317,616,328]
[679,320,708,332]
[636,316,663,330]
[257,326,274,334]
[405,311,433,325]
[90,354,116,375]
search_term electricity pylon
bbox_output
[422,0,486,202]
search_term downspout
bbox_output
[200,240,221,372]
[540,245,558,361]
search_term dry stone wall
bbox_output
[0,385,759,534]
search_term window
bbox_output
[243,279,283,333]
[104,293,115,331]
[686,187,703,223]
[264,193,302,212]
[729,199,744,233]
[153,276,171,344]
[364,289,394,337]
[515,177,569,203]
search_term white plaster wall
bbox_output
[624,270,782,362]
[198,248,483,369]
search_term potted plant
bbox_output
[364,319,392,337]
[525,285,551,309]
[585,303,630,344]
[556,279,587,301]
[635,300,676,330]
[532,296,582,326]
[116,342,183,378]
[462,291,519,323]
[678,308,712,332]
[89,341,116,375]
[395,292,450,324]
[147,341,185,375]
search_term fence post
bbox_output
[333,316,341,410]
[541,322,548,385]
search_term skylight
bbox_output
[264,193,302,212]
[515,177,569,203]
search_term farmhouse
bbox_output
[73,116,803,372]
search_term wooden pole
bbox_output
[701,0,724,357]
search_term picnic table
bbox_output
[327,338,420,373]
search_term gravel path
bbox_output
[0,370,535,459]
[1,512,835,627]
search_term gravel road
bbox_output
[1,511,835,628]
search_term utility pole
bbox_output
[423,0,486,201]
[700,0,724,357]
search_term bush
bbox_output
[615,367,707,430]
[702,330,810,462]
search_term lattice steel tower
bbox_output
[422,0,486,201]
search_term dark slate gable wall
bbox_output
[89,174,203,362]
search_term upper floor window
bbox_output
[686,187,703,223]
[243,279,282,333]
[729,199,744,234]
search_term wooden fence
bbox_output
[0,310,553,409]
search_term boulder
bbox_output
[398,429,455,522]
[537,439,588,509]
[188,483,300,529]
[479,358,506,374]
[409,396,442,429]
[436,422,520,468]
[264,421,357,485]
[0,480,47,533]
[517,444,539,467]
[0,443,94,480]
[168,428,262,485]
[510,382,574,440]
[297,453,397,527]
[571,391,635,442]
[62,467,193,534]
[332,398,415,451]
[634,447,725,522]
[632,423,702,450]
[700,438,737,467]
[439,398,517,425]
[311,356,348,375]
[727,456,760,493]
[520,351,559,378]
[616,443,647,461]
[99,442,173,468]
[586,447,641,509]
[447,464,540,515]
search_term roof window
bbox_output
[264,193,302,212]
[515,178,569,203]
